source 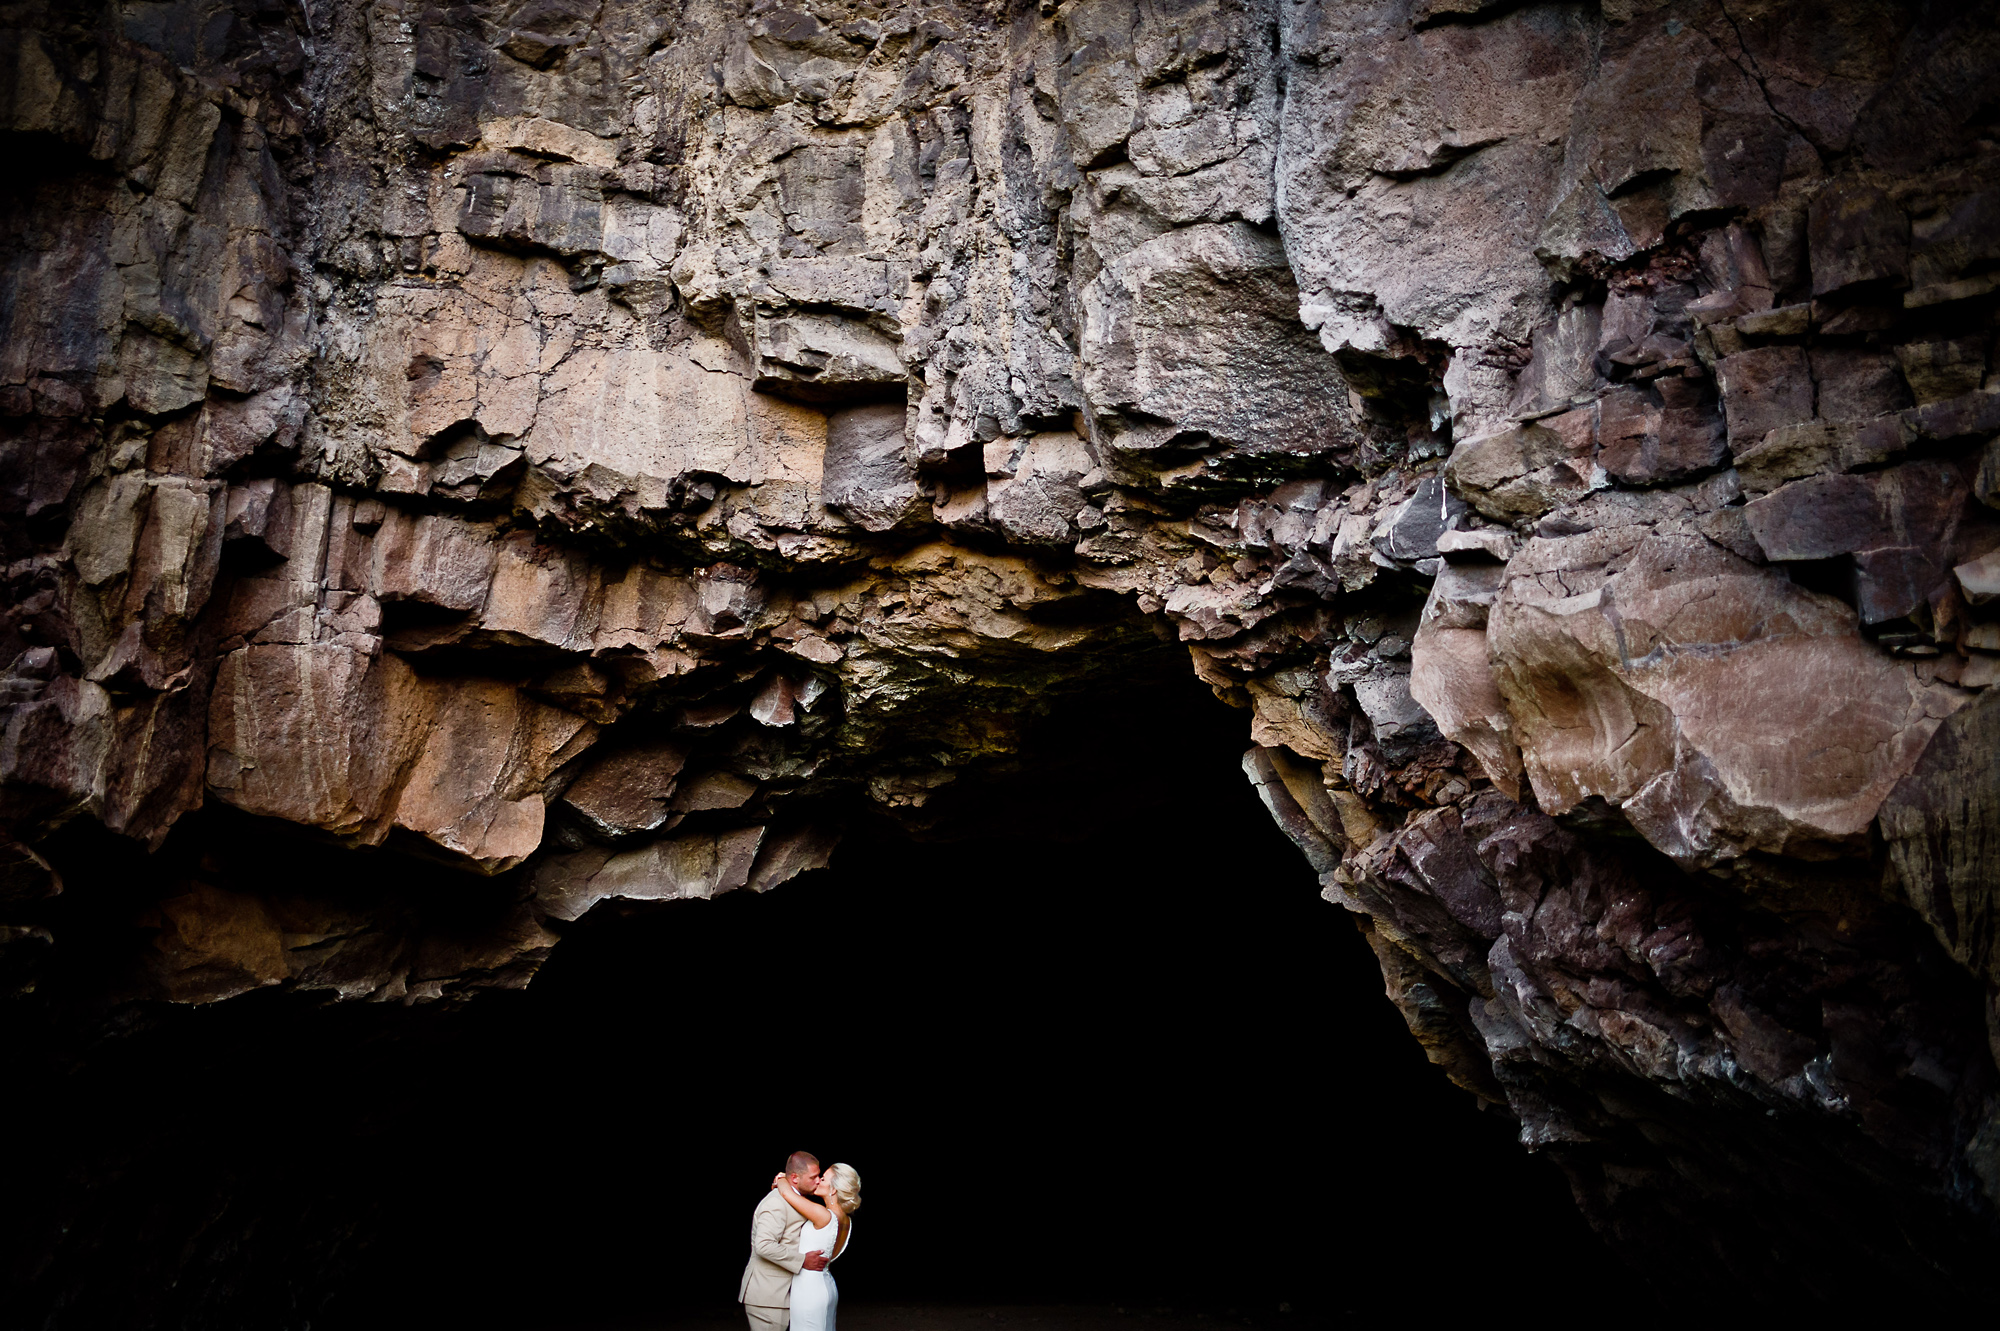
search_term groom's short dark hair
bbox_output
[786,1151,819,1176]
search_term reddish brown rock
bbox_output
[532,825,770,922]
[1880,689,2000,1018]
[393,679,593,873]
[1489,525,1965,866]
[1809,181,1911,297]
[1408,624,1520,801]
[1594,377,1727,486]
[559,741,689,838]
[140,882,291,1005]
[1716,346,1816,453]
[206,644,429,842]
[1744,458,1987,624]
[1441,417,1597,523]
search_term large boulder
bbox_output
[1488,521,1966,867]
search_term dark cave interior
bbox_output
[6,664,1626,1328]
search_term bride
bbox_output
[772,1162,861,1331]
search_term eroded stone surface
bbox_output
[1489,511,1968,866]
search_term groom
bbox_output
[739,1150,832,1330]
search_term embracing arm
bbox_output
[751,1198,805,1275]
[773,1174,833,1229]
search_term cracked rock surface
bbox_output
[4,0,2000,1315]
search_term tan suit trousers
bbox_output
[744,1303,789,1331]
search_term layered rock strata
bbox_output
[4,0,1999,1309]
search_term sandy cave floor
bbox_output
[558,1303,1323,1331]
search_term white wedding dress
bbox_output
[789,1211,844,1331]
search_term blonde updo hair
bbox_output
[826,1162,862,1213]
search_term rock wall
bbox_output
[4,0,1999,1309]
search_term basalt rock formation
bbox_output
[5,0,2000,1316]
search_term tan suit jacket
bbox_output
[739,1188,806,1309]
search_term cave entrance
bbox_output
[313,663,1603,1327]
[12,663,1606,1329]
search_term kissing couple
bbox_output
[739,1151,863,1331]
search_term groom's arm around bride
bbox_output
[739,1152,829,1331]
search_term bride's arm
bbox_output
[772,1174,833,1227]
